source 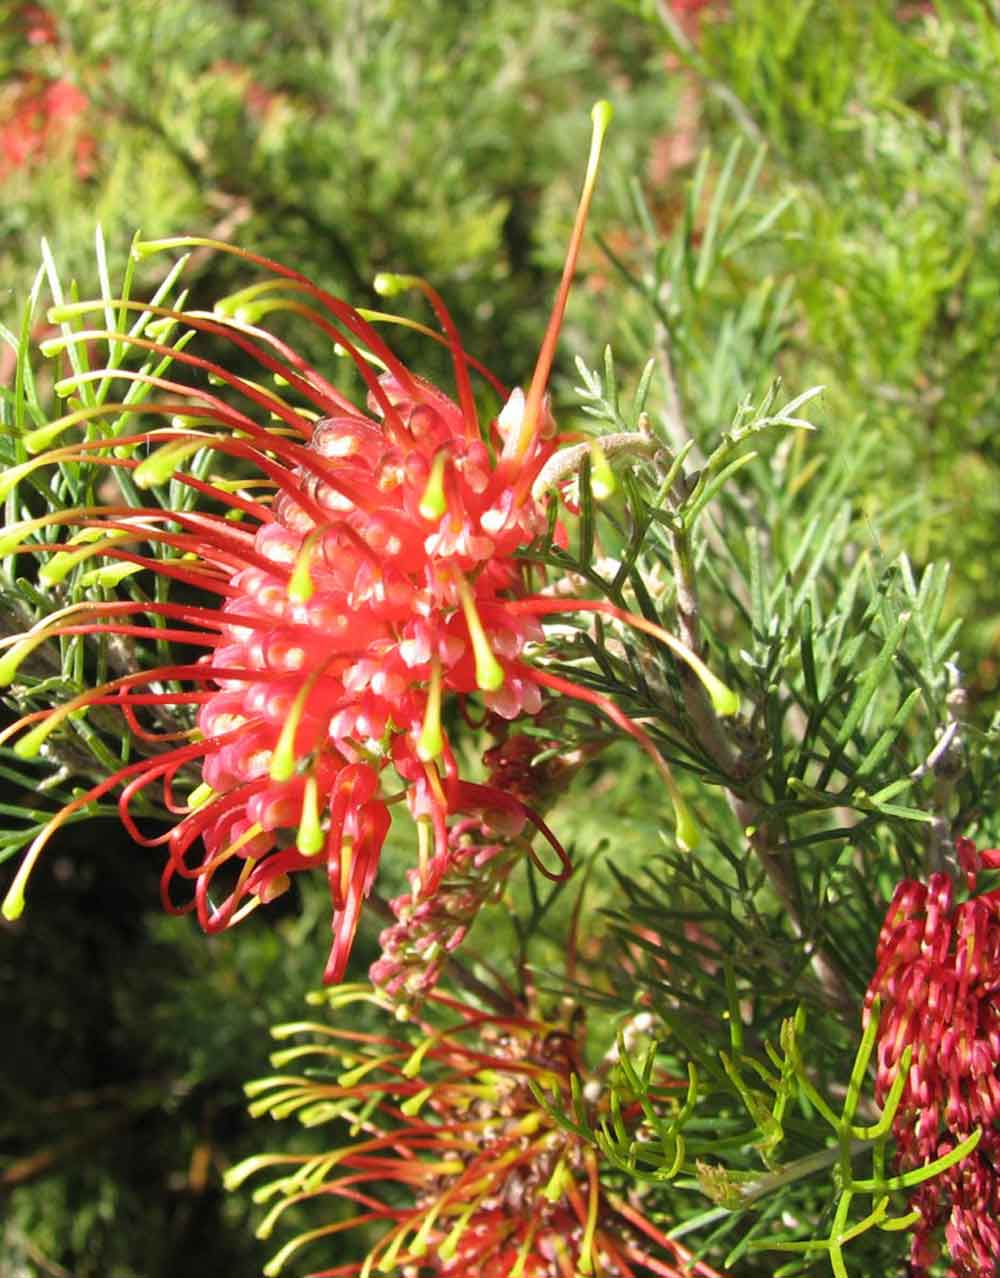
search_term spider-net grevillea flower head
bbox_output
[1,103,735,983]
[226,985,727,1278]
[863,837,1000,1277]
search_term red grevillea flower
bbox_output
[0,74,94,181]
[3,8,93,182]
[21,4,59,45]
[226,991,726,1278]
[864,837,1000,1277]
[1,104,734,983]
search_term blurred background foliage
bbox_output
[2,1,999,1275]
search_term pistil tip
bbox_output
[1,885,25,921]
[373,273,417,298]
[672,791,699,851]
[591,99,614,130]
[703,671,741,718]
[589,442,616,500]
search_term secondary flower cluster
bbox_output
[864,837,1000,1277]
[227,989,723,1278]
[371,727,599,1008]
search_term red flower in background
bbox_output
[0,76,94,181]
[21,4,57,44]
[1,6,94,182]
[864,837,1000,1277]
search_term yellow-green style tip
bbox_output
[78,563,144,588]
[456,577,506,693]
[132,237,192,260]
[373,272,419,298]
[0,635,47,687]
[474,647,506,693]
[419,452,448,522]
[268,746,297,784]
[134,440,205,489]
[417,719,444,763]
[296,776,325,856]
[589,442,616,501]
[672,791,699,851]
[2,883,25,921]
[46,302,96,323]
[417,660,445,761]
[13,721,55,759]
[24,421,74,454]
[38,552,80,587]
[591,99,614,130]
[287,558,315,605]
[186,782,215,811]
[703,670,741,718]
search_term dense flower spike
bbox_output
[1,102,736,983]
[864,837,1000,1277]
[227,990,726,1278]
[371,728,601,1009]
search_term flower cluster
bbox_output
[864,837,1000,1277]
[2,103,734,985]
[0,277,568,982]
[227,990,723,1278]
